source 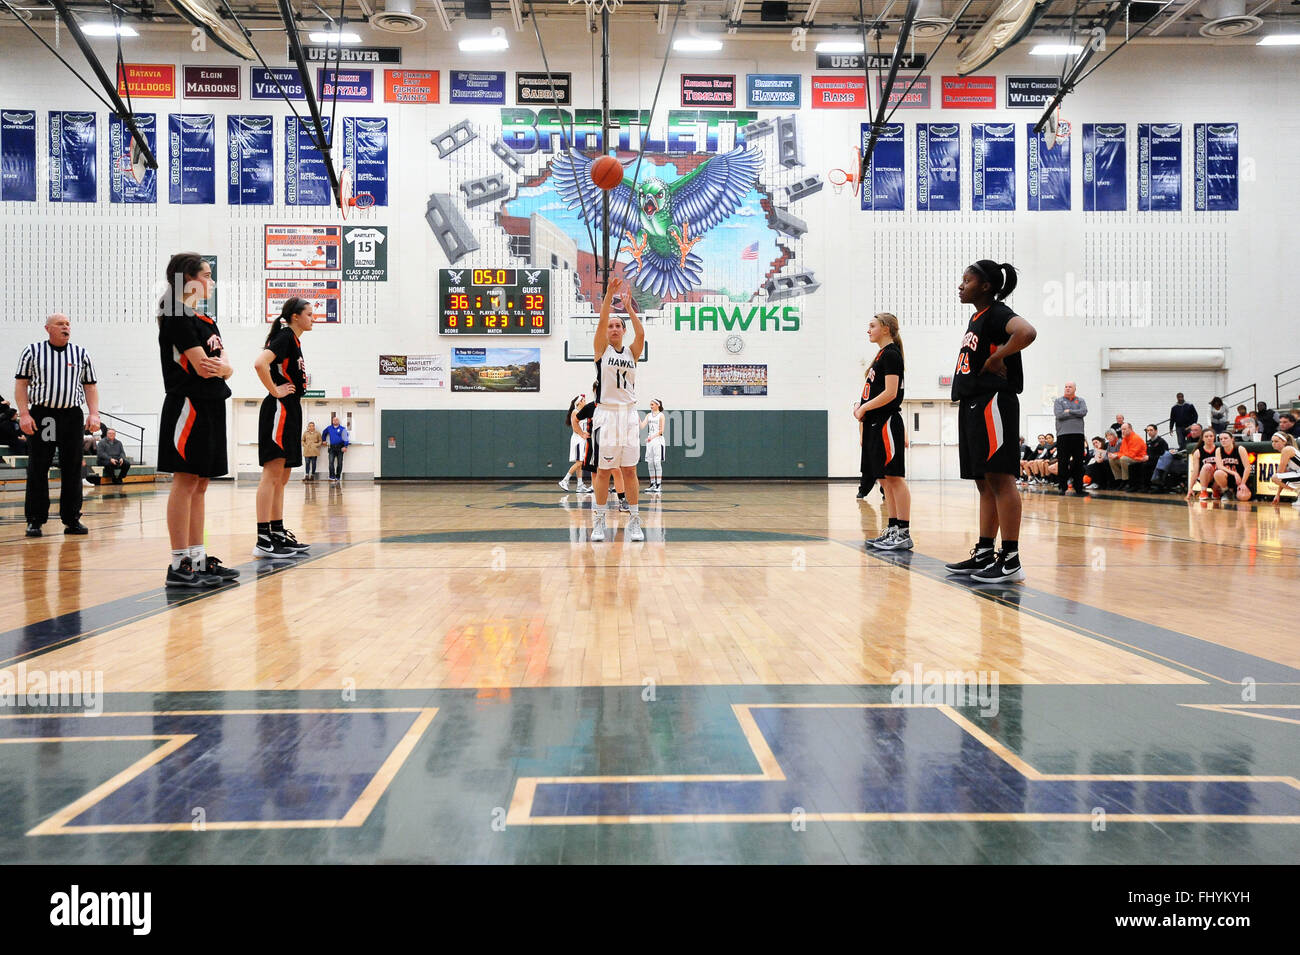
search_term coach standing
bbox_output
[1053,381,1088,496]
[13,314,100,536]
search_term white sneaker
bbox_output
[865,527,896,548]
[558,478,572,490]
[577,483,593,493]
[877,528,914,551]
[83,479,95,487]
[626,516,644,542]
[590,513,606,542]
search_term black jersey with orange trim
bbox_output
[266,325,307,398]
[158,304,231,400]
[951,301,1023,400]
[1216,445,1247,475]
[862,342,905,424]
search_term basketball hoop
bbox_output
[1045,107,1071,150]
[125,134,149,184]
[568,0,623,11]
[828,147,862,198]
[338,166,375,220]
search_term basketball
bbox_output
[591,156,623,191]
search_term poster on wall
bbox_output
[941,75,995,109]
[1026,125,1070,211]
[378,354,445,388]
[680,74,734,108]
[252,67,306,100]
[342,116,388,206]
[384,69,438,104]
[343,225,387,281]
[316,68,374,103]
[746,74,800,108]
[916,123,960,211]
[285,115,332,206]
[449,71,506,105]
[49,111,97,203]
[265,225,341,269]
[703,363,768,396]
[1195,122,1237,212]
[450,348,540,392]
[168,113,216,204]
[1138,123,1181,212]
[811,76,866,109]
[228,115,274,205]
[109,113,157,204]
[971,123,1015,211]
[116,64,176,99]
[875,74,930,109]
[860,122,904,212]
[1082,123,1126,211]
[2,109,38,202]
[183,66,240,99]
[265,278,340,324]
[518,72,572,106]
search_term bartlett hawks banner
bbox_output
[109,112,156,204]
[228,115,274,205]
[285,116,332,206]
[916,123,960,211]
[116,63,176,99]
[1195,123,1238,212]
[168,113,216,204]
[971,123,1015,211]
[49,111,96,203]
[1026,123,1070,211]
[1083,123,1126,212]
[860,122,904,212]
[385,70,438,104]
[681,75,735,108]
[1,109,37,202]
[746,74,800,108]
[183,66,240,99]
[1138,123,1182,211]
[344,117,389,207]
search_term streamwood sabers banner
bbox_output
[1195,122,1238,212]
[916,123,959,211]
[1082,123,1126,211]
[1138,123,1181,212]
[228,115,274,206]
[860,122,904,211]
[1,109,37,201]
[109,113,157,204]
[285,116,332,206]
[1026,124,1070,211]
[971,123,1015,211]
[342,116,388,207]
[168,114,216,204]
[49,111,97,202]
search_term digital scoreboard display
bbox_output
[438,268,550,335]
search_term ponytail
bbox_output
[157,252,208,325]
[969,260,1019,301]
[265,297,309,347]
[873,312,904,362]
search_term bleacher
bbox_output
[0,453,158,486]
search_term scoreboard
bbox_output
[439,268,550,335]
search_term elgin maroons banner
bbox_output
[1195,123,1238,212]
[168,114,216,204]
[916,123,959,211]
[342,117,388,207]
[1026,124,1070,211]
[286,116,332,206]
[228,115,274,206]
[1082,123,1126,211]
[109,113,157,204]
[971,123,1015,211]
[49,111,96,203]
[1,109,37,201]
[860,122,904,212]
[1138,123,1181,212]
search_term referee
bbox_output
[13,314,100,537]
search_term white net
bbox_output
[568,0,623,11]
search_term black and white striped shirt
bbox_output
[14,341,97,408]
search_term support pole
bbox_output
[600,7,612,297]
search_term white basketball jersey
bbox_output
[597,344,636,406]
[647,412,665,442]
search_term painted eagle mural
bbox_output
[549,145,764,299]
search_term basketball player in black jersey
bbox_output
[944,261,1037,583]
[252,298,314,558]
[1213,431,1253,502]
[855,312,912,550]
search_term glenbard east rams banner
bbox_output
[971,123,1015,211]
[916,123,960,211]
[168,114,216,204]
[286,116,332,206]
[1,109,37,201]
[228,115,274,205]
[49,111,97,202]
[1082,123,1126,212]
[1195,122,1238,212]
[342,116,389,207]
[109,113,157,204]
[860,122,904,211]
[1026,124,1070,211]
[1138,123,1181,212]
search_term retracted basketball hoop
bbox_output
[1045,107,1071,150]
[338,166,375,220]
[828,147,863,197]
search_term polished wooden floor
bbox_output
[2,478,1298,863]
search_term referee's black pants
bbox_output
[1057,433,1087,491]
[25,405,84,527]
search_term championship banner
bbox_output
[266,279,340,324]
[285,116,332,206]
[703,363,768,396]
[916,123,960,211]
[378,354,445,388]
[971,123,1015,211]
[1195,122,1238,212]
[1,109,37,202]
[109,112,157,204]
[342,116,388,207]
[49,111,97,203]
[860,122,904,212]
[1083,123,1126,212]
[450,348,540,392]
[1026,124,1070,211]
[1138,123,1181,212]
[265,225,341,270]
[227,115,274,206]
[168,113,216,204]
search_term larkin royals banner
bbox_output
[109,113,157,204]
[168,114,216,204]
[342,117,388,207]
[1138,123,1182,212]
[1083,123,1127,212]
[860,122,904,212]
[1195,122,1238,212]
[971,123,1015,212]
[49,111,96,202]
[1,109,37,202]
[286,116,332,206]
[916,123,959,211]
[228,115,274,205]
[1026,124,1070,211]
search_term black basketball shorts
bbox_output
[958,391,1020,480]
[258,396,303,467]
[158,393,228,478]
[866,413,906,479]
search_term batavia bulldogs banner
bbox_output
[1083,123,1126,211]
[971,123,1015,212]
[1195,122,1238,212]
[285,116,332,206]
[343,116,388,207]
[1026,124,1070,211]
[168,113,216,204]
[228,115,274,206]
[1,109,37,202]
[860,122,904,212]
[109,112,157,204]
[49,111,97,203]
[916,123,959,211]
[1138,123,1181,212]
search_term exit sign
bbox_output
[304,390,325,398]
[938,375,953,387]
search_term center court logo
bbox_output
[0,665,103,715]
[890,665,999,717]
[49,886,151,935]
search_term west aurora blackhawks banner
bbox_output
[1,109,37,202]
[860,122,904,212]
[342,116,388,207]
[168,113,216,204]
[1083,123,1126,212]
[228,115,274,206]
[916,123,959,211]
[49,111,97,203]
[971,123,1015,211]
[109,112,157,204]
[285,116,332,206]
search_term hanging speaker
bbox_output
[465,0,492,19]
[1128,2,1163,21]
[760,1,790,21]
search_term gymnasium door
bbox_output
[233,398,376,479]
[902,400,959,480]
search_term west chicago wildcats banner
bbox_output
[286,116,332,206]
[916,123,960,210]
[1138,123,1181,211]
[342,116,388,206]
[860,122,904,211]
[49,111,97,202]
[1026,124,1070,211]
[971,123,1015,211]
[1082,123,1126,211]
[1195,122,1238,212]
[109,113,157,204]
[1,109,37,201]
[228,115,274,205]
[168,114,216,204]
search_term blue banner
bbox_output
[251,67,306,100]
[1195,122,1238,212]
[971,123,1015,211]
[1,109,37,202]
[449,71,505,105]
[168,114,216,205]
[317,68,374,103]
[285,116,332,206]
[109,113,157,204]
[1082,123,1126,211]
[860,122,904,211]
[746,74,801,108]
[916,123,960,211]
[228,115,274,206]
[343,116,388,207]
[1026,124,1070,211]
[1138,123,1181,212]
[49,111,97,203]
